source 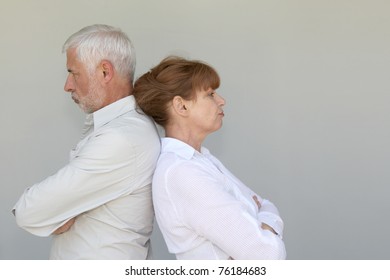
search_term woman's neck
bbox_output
[165,124,205,152]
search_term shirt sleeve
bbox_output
[208,154,284,238]
[13,129,139,237]
[164,162,286,260]
[257,199,284,238]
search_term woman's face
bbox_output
[186,87,226,137]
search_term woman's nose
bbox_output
[217,93,226,106]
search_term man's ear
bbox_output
[172,96,189,116]
[100,60,114,83]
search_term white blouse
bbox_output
[152,137,286,260]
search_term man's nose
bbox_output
[64,75,74,92]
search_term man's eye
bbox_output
[71,72,80,79]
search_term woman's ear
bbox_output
[172,96,189,116]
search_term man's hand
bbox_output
[53,217,76,235]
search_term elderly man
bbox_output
[13,24,160,259]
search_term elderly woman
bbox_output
[133,56,286,260]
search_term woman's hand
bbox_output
[253,195,261,210]
[261,223,277,234]
[253,195,277,235]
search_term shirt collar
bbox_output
[89,95,136,131]
[161,137,210,160]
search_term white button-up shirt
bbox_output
[153,138,286,260]
[13,96,161,259]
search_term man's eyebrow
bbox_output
[67,69,78,74]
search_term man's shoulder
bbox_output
[88,114,159,154]
[98,110,156,135]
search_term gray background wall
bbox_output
[1,0,389,259]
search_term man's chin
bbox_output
[80,105,94,114]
